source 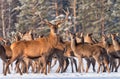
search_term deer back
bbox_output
[10,20,63,58]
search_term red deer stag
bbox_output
[4,20,63,75]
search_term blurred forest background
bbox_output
[0,0,120,40]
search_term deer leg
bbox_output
[51,58,57,68]
[73,58,77,72]
[97,63,101,73]
[44,63,47,75]
[42,56,47,75]
[56,58,62,73]
[63,58,69,72]
[15,60,19,73]
[60,58,64,73]
[15,59,23,75]
[81,58,84,72]
[55,66,61,73]
[47,61,51,73]
[41,63,44,73]
[109,57,113,72]
[55,58,62,73]
[70,58,74,72]
[37,58,42,73]
[85,58,91,73]
[21,61,26,73]
[115,59,120,72]
[102,63,106,72]
[103,56,110,73]
[4,57,18,75]
[7,65,11,74]
[93,56,101,73]
[3,61,5,74]
[3,61,11,74]
[78,57,83,72]
[23,58,30,74]
[91,58,96,72]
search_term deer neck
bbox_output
[49,32,59,47]
[112,38,120,51]
[103,40,109,49]
[71,38,77,52]
[81,36,85,44]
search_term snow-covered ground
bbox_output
[0,58,120,79]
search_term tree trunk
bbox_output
[101,0,105,35]
[55,0,58,17]
[73,0,77,32]
[1,0,6,38]
[8,1,11,37]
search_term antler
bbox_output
[62,7,70,21]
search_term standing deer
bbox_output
[70,33,110,73]
[111,34,120,71]
[4,20,64,75]
[14,30,35,73]
[83,33,97,72]
[0,38,12,74]
[111,34,120,53]
[102,35,120,72]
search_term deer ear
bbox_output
[18,32,23,38]
[28,30,32,35]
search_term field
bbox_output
[0,59,120,79]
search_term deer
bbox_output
[44,8,77,73]
[84,33,98,44]
[4,20,65,75]
[0,43,8,73]
[101,35,120,72]
[13,30,36,73]
[61,41,78,73]
[111,33,120,53]
[70,32,110,73]
[0,38,13,74]
[81,33,97,72]
[110,34,120,71]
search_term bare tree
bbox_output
[1,0,6,38]
[100,0,105,36]
[7,0,12,37]
[73,0,77,32]
[55,0,58,17]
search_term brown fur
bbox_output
[83,33,97,72]
[4,20,63,75]
[110,34,120,71]
[111,34,120,52]
[0,39,12,74]
[84,33,98,44]
[63,41,78,72]
[0,44,10,74]
[70,33,110,73]
[13,30,35,74]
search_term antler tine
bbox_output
[66,7,70,14]
[62,8,66,14]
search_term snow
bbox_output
[0,59,120,79]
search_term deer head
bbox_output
[44,19,62,36]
